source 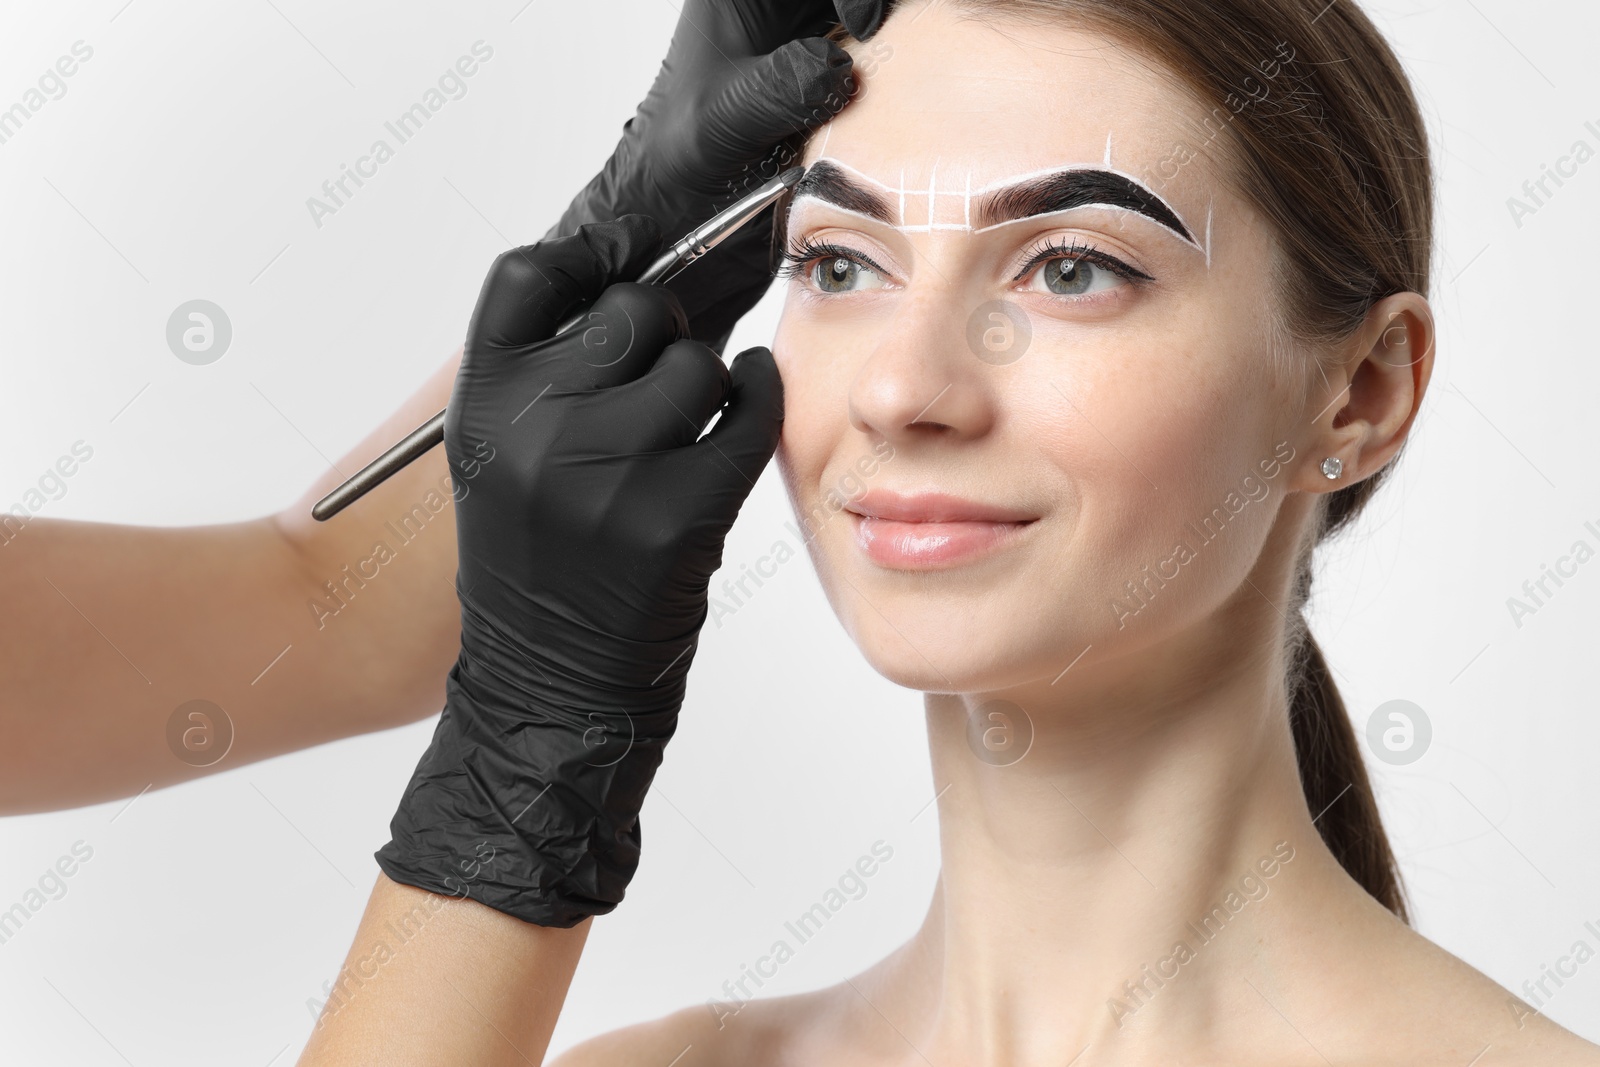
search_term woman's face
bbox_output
[772,3,1314,697]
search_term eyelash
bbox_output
[775,236,893,283]
[775,234,1154,292]
[1011,237,1154,286]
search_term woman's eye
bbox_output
[1028,256,1124,297]
[811,254,886,294]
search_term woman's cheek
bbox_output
[1012,334,1244,583]
[771,328,838,503]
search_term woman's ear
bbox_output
[1293,292,1435,493]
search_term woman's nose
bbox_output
[847,286,1004,444]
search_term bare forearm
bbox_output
[298,874,588,1065]
[0,350,465,812]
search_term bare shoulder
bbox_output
[1419,944,1600,1061]
[548,988,846,1067]
[546,1005,708,1067]
[1453,1024,1600,1067]
[1322,900,1600,1065]
[1479,1004,1600,1065]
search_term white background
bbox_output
[0,0,1596,1062]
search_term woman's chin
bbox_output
[850,628,1043,697]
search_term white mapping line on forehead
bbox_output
[796,155,1203,251]
[888,157,978,232]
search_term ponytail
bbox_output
[1286,551,1410,923]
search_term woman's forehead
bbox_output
[817,6,1221,209]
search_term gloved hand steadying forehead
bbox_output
[547,0,893,351]
[375,214,784,927]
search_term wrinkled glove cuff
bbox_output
[374,657,679,928]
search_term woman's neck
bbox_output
[869,614,1372,1064]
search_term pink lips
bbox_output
[844,489,1038,570]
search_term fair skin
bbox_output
[0,350,464,813]
[553,6,1600,1066]
[296,874,589,1065]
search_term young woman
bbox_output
[536,1,1600,1063]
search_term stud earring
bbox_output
[1321,456,1343,480]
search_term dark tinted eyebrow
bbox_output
[790,158,1196,247]
[790,159,896,225]
[973,169,1195,243]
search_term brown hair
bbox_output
[831,0,1431,921]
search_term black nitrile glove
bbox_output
[375,214,784,927]
[546,0,893,352]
